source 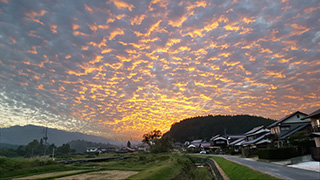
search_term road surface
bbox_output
[214,155,320,180]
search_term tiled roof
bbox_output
[244,125,264,135]
[213,137,228,141]
[242,132,271,145]
[229,137,245,146]
[278,124,311,140]
[301,108,320,120]
[268,111,308,128]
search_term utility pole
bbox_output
[43,127,48,156]
[0,128,2,149]
[52,147,55,161]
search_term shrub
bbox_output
[258,147,299,160]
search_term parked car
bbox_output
[200,150,206,154]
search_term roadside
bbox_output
[287,162,320,172]
[214,155,320,180]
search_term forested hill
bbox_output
[164,115,275,142]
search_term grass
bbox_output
[128,154,213,180]
[210,156,282,180]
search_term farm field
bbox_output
[1,153,213,180]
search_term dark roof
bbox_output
[227,135,245,139]
[278,124,311,140]
[244,126,264,135]
[229,137,245,146]
[242,132,271,145]
[268,111,308,128]
[310,133,320,137]
[301,108,320,120]
[213,137,228,141]
[210,134,221,141]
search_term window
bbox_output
[280,126,290,131]
[216,141,225,144]
[297,114,300,118]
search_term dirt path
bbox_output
[13,170,85,180]
[57,170,138,180]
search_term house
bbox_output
[135,144,149,152]
[229,137,245,152]
[268,111,311,148]
[301,108,320,161]
[173,142,183,148]
[227,135,245,144]
[240,126,271,157]
[117,147,136,153]
[86,147,101,154]
[190,139,211,150]
[242,126,271,148]
[190,139,203,148]
[210,135,228,148]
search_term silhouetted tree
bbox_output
[142,130,172,153]
[142,129,162,146]
[127,141,131,148]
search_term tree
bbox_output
[142,130,172,153]
[56,143,75,154]
[142,129,162,146]
[127,141,131,148]
[150,137,172,153]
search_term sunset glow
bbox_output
[0,0,319,140]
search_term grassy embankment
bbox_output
[210,156,282,180]
[0,157,86,179]
[80,153,213,180]
[1,153,213,180]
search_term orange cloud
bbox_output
[27,46,38,54]
[131,14,146,25]
[110,0,135,11]
[50,24,58,33]
[25,10,46,25]
[109,28,124,40]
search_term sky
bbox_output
[0,0,319,140]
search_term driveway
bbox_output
[213,155,320,180]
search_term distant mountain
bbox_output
[0,143,20,150]
[164,115,276,142]
[0,125,120,146]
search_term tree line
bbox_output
[0,139,75,157]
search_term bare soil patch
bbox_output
[57,170,138,180]
[13,170,85,180]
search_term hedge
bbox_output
[257,147,299,160]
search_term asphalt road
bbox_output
[213,155,320,180]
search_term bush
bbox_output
[258,147,300,160]
[149,137,173,153]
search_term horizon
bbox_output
[1,113,274,143]
[0,0,319,140]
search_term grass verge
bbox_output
[210,156,282,180]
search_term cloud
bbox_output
[0,0,319,140]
